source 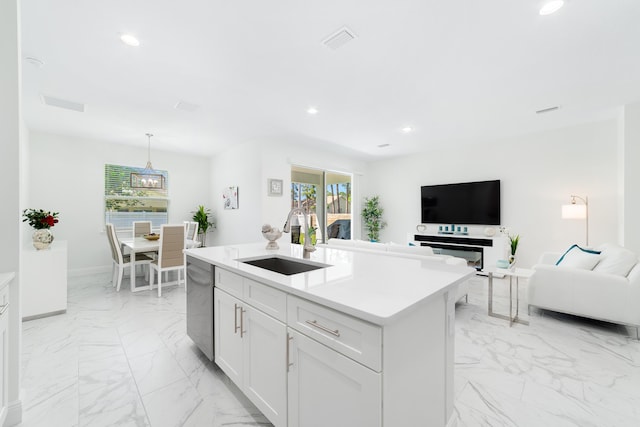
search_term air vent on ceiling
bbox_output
[174,101,200,112]
[377,143,390,148]
[323,27,356,50]
[24,56,45,68]
[536,106,560,114]
[41,95,85,112]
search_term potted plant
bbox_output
[362,196,386,242]
[22,208,59,250]
[192,205,215,247]
[509,234,520,265]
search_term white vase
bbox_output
[33,229,53,250]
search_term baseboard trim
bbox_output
[22,309,66,322]
[68,265,111,277]
[4,399,22,427]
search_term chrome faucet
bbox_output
[283,207,316,254]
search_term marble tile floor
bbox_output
[17,273,640,427]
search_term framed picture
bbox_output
[268,179,283,197]
[223,186,238,210]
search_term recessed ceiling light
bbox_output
[401,126,413,133]
[540,1,564,16]
[120,34,140,47]
[307,107,318,115]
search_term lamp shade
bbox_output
[562,204,587,219]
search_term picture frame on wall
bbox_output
[223,186,239,209]
[268,178,283,197]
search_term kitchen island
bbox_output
[185,242,474,427]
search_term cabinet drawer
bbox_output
[287,295,381,371]
[244,279,287,322]
[216,268,243,299]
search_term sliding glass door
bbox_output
[291,166,352,244]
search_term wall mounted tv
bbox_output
[420,180,501,225]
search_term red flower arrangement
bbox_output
[22,209,60,230]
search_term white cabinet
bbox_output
[214,288,243,384]
[214,285,287,427]
[287,328,381,427]
[0,280,10,425]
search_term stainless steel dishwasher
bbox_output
[186,255,214,361]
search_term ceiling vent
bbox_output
[41,95,85,112]
[174,101,200,112]
[536,106,560,114]
[323,27,356,50]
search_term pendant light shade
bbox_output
[130,133,165,189]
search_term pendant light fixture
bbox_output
[130,133,165,189]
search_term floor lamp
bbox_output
[561,195,589,247]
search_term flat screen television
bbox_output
[421,180,501,225]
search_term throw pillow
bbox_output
[555,244,602,270]
[592,243,638,277]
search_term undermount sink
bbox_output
[239,256,330,276]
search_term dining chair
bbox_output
[150,224,187,297]
[184,221,200,248]
[132,221,152,237]
[106,223,153,291]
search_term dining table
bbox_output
[120,237,160,292]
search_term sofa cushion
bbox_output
[388,242,434,256]
[593,243,638,277]
[556,244,601,270]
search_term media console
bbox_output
[413,233,507,273]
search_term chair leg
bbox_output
[111,263,118,287]
[636,326,639,341]
[117,266,124,292]
[158,269,162,297]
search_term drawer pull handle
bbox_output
[0,303,8,316]
[286,333,293,371]
[234,303,240,334]
[305,319,340,337]
[240,308,246,338]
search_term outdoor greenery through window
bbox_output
[291,166,352,244]
[104,164,169,229]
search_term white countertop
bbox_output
[185,242,475,325]
[0,272,15,291]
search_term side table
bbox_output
[487,267,534,326]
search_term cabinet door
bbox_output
[287,329,381,427]
[0,286,9,423]
[214,288,243,385]
[243,306,287,427]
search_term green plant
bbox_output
[192,205,215,246]
[22,209,59,230]
[509,234,520,256]
[362,196,385,242]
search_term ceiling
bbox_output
[20,0,640,160]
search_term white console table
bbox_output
[413,232,507,273]
[22,240,68,320]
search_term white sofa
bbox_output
[322,239,471,302]
[528,243,640,336]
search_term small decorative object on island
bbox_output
[22,208,59,250]
[192,205,215,247]
[509,234,520,266]
[261,224,283,250]
[362,195,386,242]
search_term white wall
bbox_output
[210,139,367,246]
[364,120,619,268]
[621,102,640,254]
[1,0,23,423]
[27,131,213,272]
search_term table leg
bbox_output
[130,252,137,292]
[488,272,529,326]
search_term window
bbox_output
[291,166,352,244]
[104,164,169,229]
